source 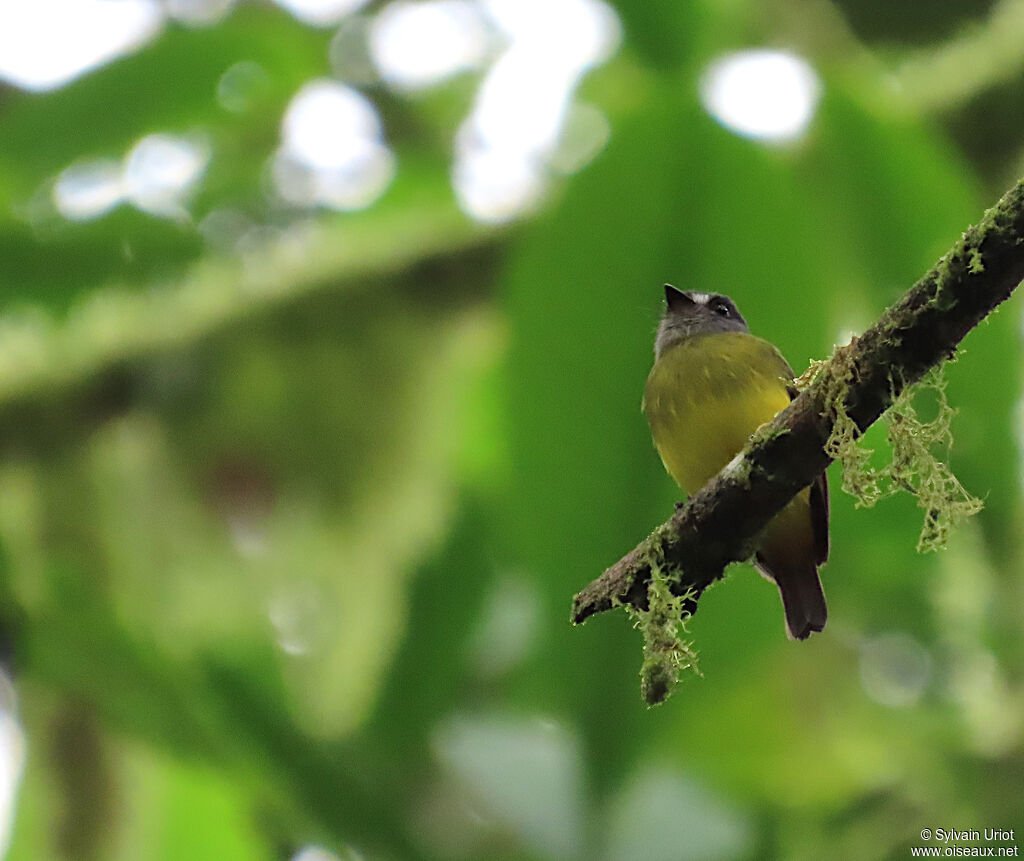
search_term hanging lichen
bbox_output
[627,560,700,706]
[820,361,982,552]
[810,349,887,506]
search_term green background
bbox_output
[0,1,1022,859]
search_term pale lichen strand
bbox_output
[792,357,829,392]
[628,559,700,706]
[818,346,884,504]
[881,367,983,551]
[821,358,982,552]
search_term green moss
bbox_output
[968,247,985,274]
[628,559,700,706]
[730,453,755,489]
[822,361,982,552]
[930,255,961,311]
[751,423,791,446]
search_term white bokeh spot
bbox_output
[123,133,211,217]
[274,80,395,210]
[369,1,491,90]
[699,49,822,143]
[281,81,383,171]
[0,0,163,91]
[273,0,370,27]
[164,0,236,25]
[453,0,621,223]
[53,159,125,221]
[0,673,25,858]
[452,132,545,224]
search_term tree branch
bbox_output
[572,176,1024,626]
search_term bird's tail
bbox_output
[757,557,827,640]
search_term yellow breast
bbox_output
[642,332,793,495]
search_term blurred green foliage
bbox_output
[0,1,1022,860]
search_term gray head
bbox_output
[654,284,749,359]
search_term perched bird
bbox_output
[642,284,829,639]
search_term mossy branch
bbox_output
[572,175,1024,628]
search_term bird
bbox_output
[642,284,829,639]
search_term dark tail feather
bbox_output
[756,556,827,640]
[776,568,827,640]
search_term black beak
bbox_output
[664,283,695,311]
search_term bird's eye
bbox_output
[710,300,732,318]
